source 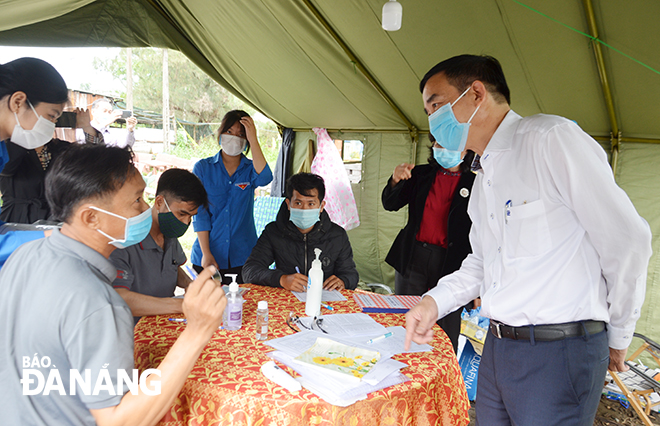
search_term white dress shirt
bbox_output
[426,110,652,350]
[76,123,135,148]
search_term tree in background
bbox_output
[93,48,281,166]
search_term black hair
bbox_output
[285,173,326,202]
[156,168,209,210]
[427,132,475,173]
[46,145,135,222]
[419,55,510,105]
[0,57,69,106]
[217,109,251,155]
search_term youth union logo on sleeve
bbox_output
[20,354,161,396]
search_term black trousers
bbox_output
[395,240,464,353]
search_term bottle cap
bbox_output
[229,282,239,293]
[258,300,268,310]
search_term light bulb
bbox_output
[382,0,402,31]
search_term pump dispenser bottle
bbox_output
[305,248,323,317]
[224,274,244,330]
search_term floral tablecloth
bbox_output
[134,284,469,426]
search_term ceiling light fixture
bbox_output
[382,0,402,31]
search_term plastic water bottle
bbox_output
[255,301,269,340]
[224,274,244,330]
[305,248,323,317]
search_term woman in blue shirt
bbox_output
[0,57,70,267]
[191,110,273,283]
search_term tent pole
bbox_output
[582,0,619,170]
[300,0,418,143]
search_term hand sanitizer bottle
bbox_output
[255,301,269,340]
[305,248,323,318]
[224,274,243,330]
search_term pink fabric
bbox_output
[311,128,360,231]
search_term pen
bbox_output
[168,318,187,323]
[295,266,301,274]
[321,303,334,311]
[184,264,222,282]
[184,265,197,279]
[367,332,393,344]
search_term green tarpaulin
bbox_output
[1,0,659,352]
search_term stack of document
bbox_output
[264,313,433,406]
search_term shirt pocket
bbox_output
[503,199,551,258]
[205,185,230,214]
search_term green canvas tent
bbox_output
[1,0,659,349]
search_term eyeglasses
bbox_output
[286,312,327,334]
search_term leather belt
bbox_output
[489,320,605,342]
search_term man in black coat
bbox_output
[382,146,475,352]
[243,173,358,291]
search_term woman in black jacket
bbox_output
[382,138,475,352]
[0,138,70,223]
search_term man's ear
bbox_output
[319,200,326,213]
[471,80,488,105]
[154,195,164,211]
[285,198,291,210]
[78,205,101,230]
[8,92,27,114]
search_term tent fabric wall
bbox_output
[291,131,432,289]
[615,142,660,357]
[2,0,660,349]
[291,131,660,359]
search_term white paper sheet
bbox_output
[298,313,388,337]
[291,289,347,302]
[343,326,434,354]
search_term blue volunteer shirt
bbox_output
[191,152,272,268]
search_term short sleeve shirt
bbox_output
[191,153,273,268]
[0,229,134,426]
[109,233,186,298]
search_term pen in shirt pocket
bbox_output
[504,200,512,224]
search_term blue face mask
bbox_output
[91,206,153,249]
[433,146,463,169]
[428,87,481,152]
[290,207,320,230]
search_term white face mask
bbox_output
[11,101,56,150]
[220,134,247,156]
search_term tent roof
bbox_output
[1,0,659,140]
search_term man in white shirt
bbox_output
[76,98,137,148]
[404,54,652,425]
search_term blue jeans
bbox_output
[475,326,609,426]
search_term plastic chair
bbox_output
[608,333,660,425]
[253,196,285,237]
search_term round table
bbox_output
[134,284,470,425]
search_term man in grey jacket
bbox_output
[243,172,358,291]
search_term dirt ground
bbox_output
[467,396,660,425]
